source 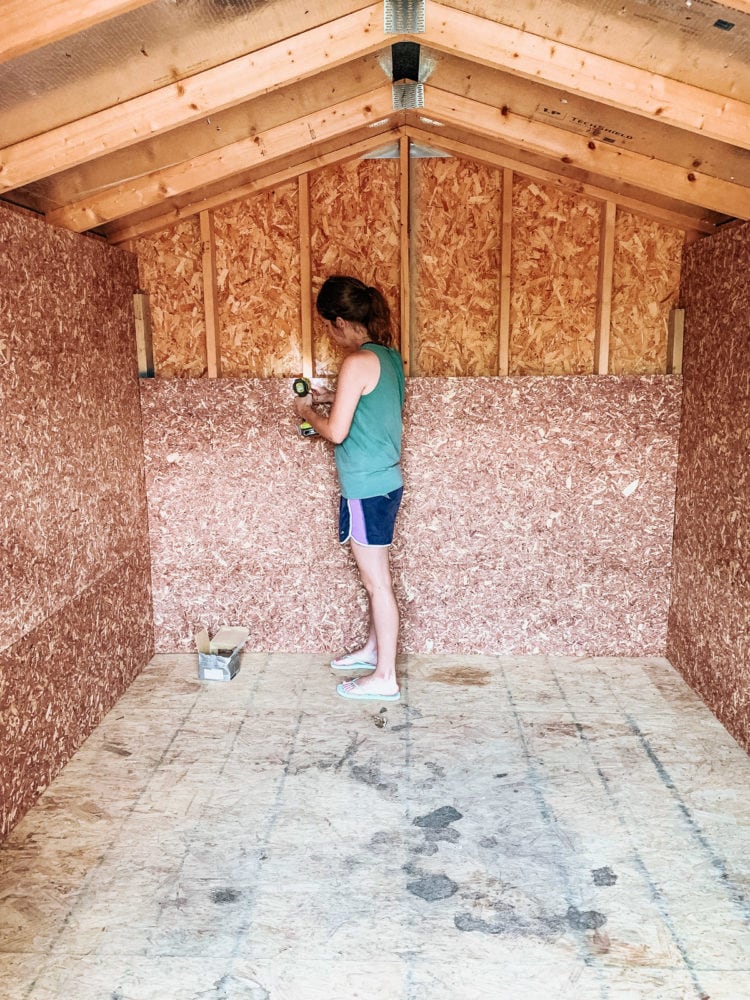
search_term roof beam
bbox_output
[1,0,154,64]
[46,88,397,232]
[418,2,750,151]
[107,131,402,243]
[713,1,750,15]
[420,88,750,219]
[403,125,715,234]
[0,4,385,193]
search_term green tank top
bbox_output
[334,343,405,499]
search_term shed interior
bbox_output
[1,0,748,858]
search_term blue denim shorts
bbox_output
[339,487,403,546]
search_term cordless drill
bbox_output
[292,376,317,437]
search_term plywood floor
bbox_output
[1,653,750,999]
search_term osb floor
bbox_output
[2,654,750,1000]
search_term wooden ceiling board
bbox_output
[421,48,750,184]
[404,122,725,233]
[19,54,389,209]
[418,5,750,151]
[46,87,399,231]
[1,0,155,64]
[440,0,750,98]
[423,87,750,217]
[0,6,386,193]
[0,0,375,145]
[105,131,403,243]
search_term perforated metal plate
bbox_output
[392,82,424,109]
[384,0,425,34]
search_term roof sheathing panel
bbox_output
[440,0,750,99]
[0,0,373,144]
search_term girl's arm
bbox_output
[294,351,378,443]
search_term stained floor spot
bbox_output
[566,905,607,931]
[407,874,459,901]
[429,666,491,686]
[592,866,618,886]
[211,888,240,904]
[413,805,463,829]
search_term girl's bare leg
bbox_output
[340,541,399,695]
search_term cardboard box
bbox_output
[195,627,249,681]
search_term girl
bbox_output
[294,276,405,702]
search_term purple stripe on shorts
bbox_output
[348,498,368,545]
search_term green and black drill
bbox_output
[292,376,317,437]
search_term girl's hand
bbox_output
[311,385,335,405]
[293,395,313,418]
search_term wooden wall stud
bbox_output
[594,200,616,375]
[298,173,313,379]
[498,168,513,376]
[199,210,222,378]
[132,291,154,377]
[667,307,685,374]
[399,133,412,376]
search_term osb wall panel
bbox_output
[0,553,152,837]
[510,177,600,375]
[214,183,302,377]
[668,221,750,753]
[0,203,154,838]
[141,376,681,658]
[135,217,206,377]
[310,159,400,376]
[610,211,684,375]
[412,158,502,376]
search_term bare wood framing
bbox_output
[200,211,222,378]
[417,3,750,151]
[0,5,386,192]
[498,168,513,376]
[107,130,401,244]
[667,307,685,374]
[712,0,750,15]
[298,174,313,379]
[594,201,616,375]
[399,134,412,376]
[420,90,750,220]
[132,291,154,377]
[403,125,710,235]
[110,121,709,249]
[47,88,397,232]
[1,0,153,63]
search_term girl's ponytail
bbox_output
[316,276,394,348]
[364,285,393,347]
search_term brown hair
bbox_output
[316,276,394,347]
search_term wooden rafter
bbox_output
[713,0,750,15]
[419,89,750,220]
[47,88,398,232]
[1,0,154,63]
[106,131,402,243]
[417,3,750,152]
[403,125,714,235]
[0,4,386,193]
